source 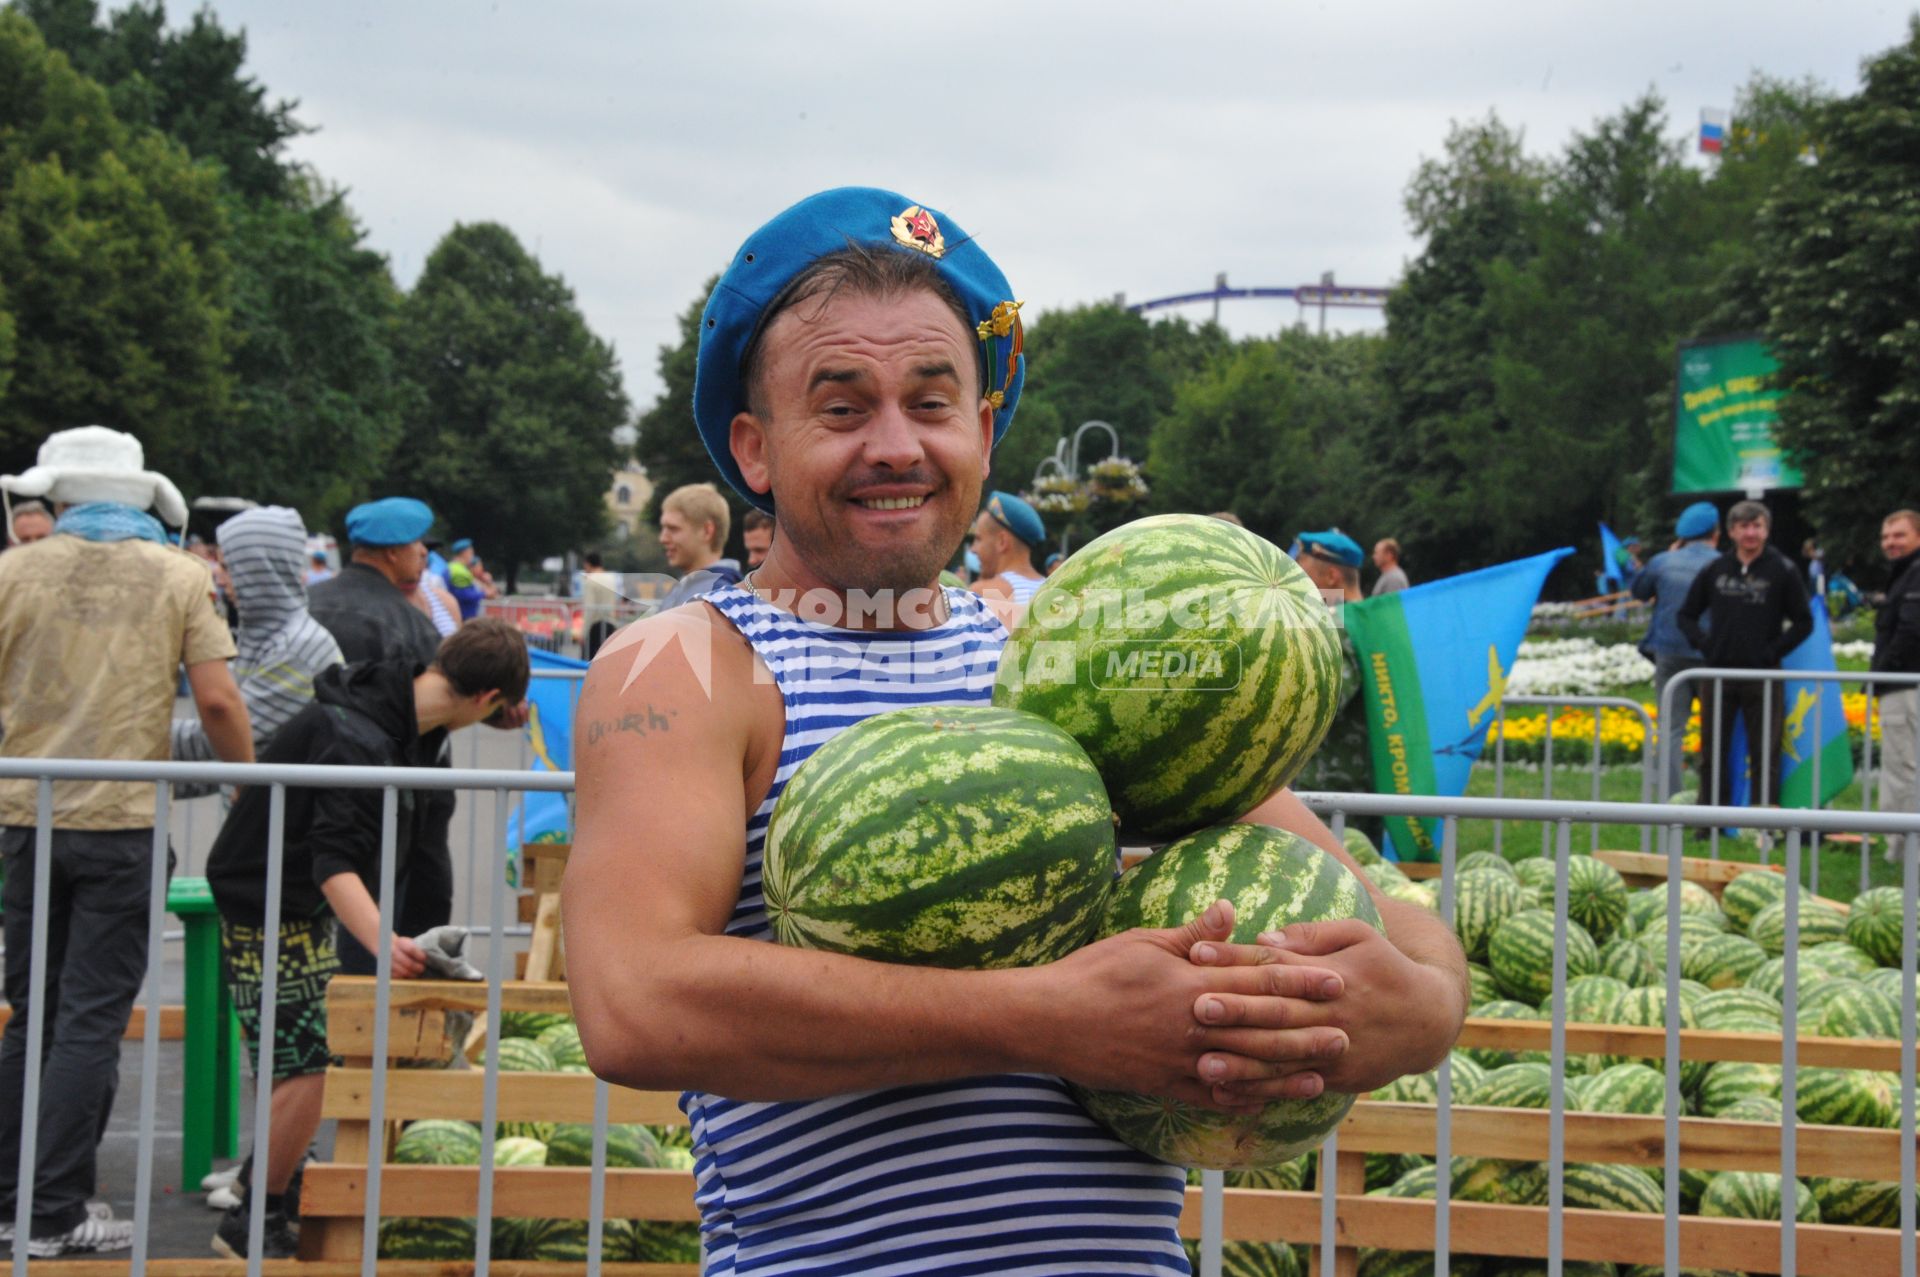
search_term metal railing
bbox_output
[1490,694,1658,856]
[4,757,1919,1274]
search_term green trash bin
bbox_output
[165,876,241,1188]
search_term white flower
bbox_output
[1507,641,1653,697]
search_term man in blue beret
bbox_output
[1291,529,1374,808]
[1293,528,1365,606]
[1633,501,1722,797]
[565,188,1466,1275]
[968,489,1048,621]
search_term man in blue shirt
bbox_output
[1634,502,1721,797]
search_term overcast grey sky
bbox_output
[211,1,1913,408]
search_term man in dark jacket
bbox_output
[1873,509,1920,830]
[202,619,528,1258]
[1678,500,1814,808]
[307,498,458,975]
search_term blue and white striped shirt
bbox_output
[686,583,1188,1276]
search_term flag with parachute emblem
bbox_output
[1341,549,1572,861]
[509,646,588,855]
[1724,596,1853,811]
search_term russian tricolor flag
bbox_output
[1700,108,1730,155]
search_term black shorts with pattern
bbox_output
[220,914,340,1082]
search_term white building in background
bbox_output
[607,466,653,540]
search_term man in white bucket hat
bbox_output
[0,426,255,1256]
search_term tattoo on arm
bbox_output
[585,705,677,746]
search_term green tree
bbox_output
[1148,329,1387,546]
[0,10,231,477]
[189,176,407,521]
[1754,18,1920,567]
[631,281,750,540]
[15,0,303,201]
[1376,115,1543,575]
[391,222,627,588]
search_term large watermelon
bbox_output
[1720,869,1787,934]
[1699,1171,1820,1223]
[763,705,1116,968]
[378,1216,476,1260]
[1692,987,1783,1030]
[1069,824,1382,1168]
[1563,1162,1664,1214]
[1747,898,1848,955]
[1512,856,1556,893]
[1680,932,1767,990]
[1460,1063,1553,1111]
[1694,1062,1781,1117]
[544,1122,665,1169]
[392,1119,483,1166]
[1815,983,1901,1040]
[993,514,1343,840]
[604,1218,703,1263]
[1455,870,1529,963]
[1717,1094,1784,1125]
[1795,1068,1896,1129]
[1564,855,1630,942]
[1808,1176,1905,1228]
[1846,886,1907,967]
[1489,909,1597,1004]
[1461,1000,1549,1069]
[1577,1062,1667,1115]
[1808,940,1879,978]
[1596,936,1660,987]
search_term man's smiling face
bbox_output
[733,287,992,596]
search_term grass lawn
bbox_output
[1448,762,1901,897]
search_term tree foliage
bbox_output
[631,281,748,540]
[1752,19,1920,567]
[0,9,231,478]
[390,223,627,586]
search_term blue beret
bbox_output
[1676,501,1719,540]
[451,537,473,553]
[345,497,434,548]
[1296,529,1364,569]
[985,490,1047,549]
[693,187,1025,514]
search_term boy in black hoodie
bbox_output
[203,619,528,1259]
[1677,500,1813,809]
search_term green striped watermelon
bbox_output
[1808,940,1879,977]
[1512,856,1556,892]
[1466,961,1500,1005]
[1628,881,1725,932]
[535,1021,587,1070]
[1489,909,1597,1004]
[604,1218,703,1263]
[378,1216,476,1260]
[1342,827,1384,866]
[494,1037,557,1073]
[1458,850,1516,878]
[491,1136,547,1166]
[1379,878,1437,912]
[1680,931,1767,990]
[1796,1067,1897,1129]
[1454,870,1528,963]
[1450,1156,1547,1206]
[1189,1240,1303,1277]
[1676,978,1711,1008]
[1563,1161,1663,1213]
[1721,869,1787,934]
[1746,898,1848,956]
[1366,1152,1431,1192]
[1815,983,1901,1040]
[1692,987,1783,1030]
[1069,823,1382,1168]
[1356,1250,1481,1277]
[1596,936,1661,987]
[496,1119,556,1144]
[1227,1154,1313,1191]
[1698,1170,1820,1223]
[1863,965,1908,999]
[392,1119,483,1166]
[1380,1163,1438,1199]
[993,515,1343,840]
[1808,1176,1904,1228]
[1460,1062,1553,1110]
[1447,1053,1488,1095]
[1374,1068,1438,1105]
[1846,886,1907,967]
[1462,1000,1549,1069]
[1744,955,1790,1002]
[1565,855,1630,942]
[1693,1062,1781,1117]
[498,1011,570,1039]
[1601,987,1704,1091]
[764,705,1116,968]
[1577,1062,1667,1115]
[1634,911,1728,961]
[518,1218,590,1262]
[1795,976,1867,1029]
[1362,859,1410,889]
[543,1122,665,1169]
[1717,1094,1784,1125]
[1563,974,1630,1023]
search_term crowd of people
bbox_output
[0,430,531,1259]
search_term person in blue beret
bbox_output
[1293,528,1365,605]
[1633,500,1723,797]
[564,188,1468,1276]
[968,489,1048,620]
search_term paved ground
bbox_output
[17,715,546,1260]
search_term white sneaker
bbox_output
[0,1200,114,1243]
[206,1183,241,1211]
[200,1164,242,1192]
[20,1211,134,1257]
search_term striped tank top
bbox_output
[1001,570,1044,607]
[687,583,1188,1276]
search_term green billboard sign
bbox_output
[1672,336,1800,494]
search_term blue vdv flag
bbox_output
[1724,597,1854,811]
[510,646,587,854]
[1344,548,1573,861]
[1597,523,1626,592]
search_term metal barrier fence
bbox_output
[4,756,1920,1275]
[1490,694,1657,856]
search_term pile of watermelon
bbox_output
[764,515,1382,1170]
[1327,840,1917,1275]
[376,1013,699,1263]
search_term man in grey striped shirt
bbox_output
[172,507,343,774]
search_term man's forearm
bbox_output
[319,872,385,955]
[200,704,255,764]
